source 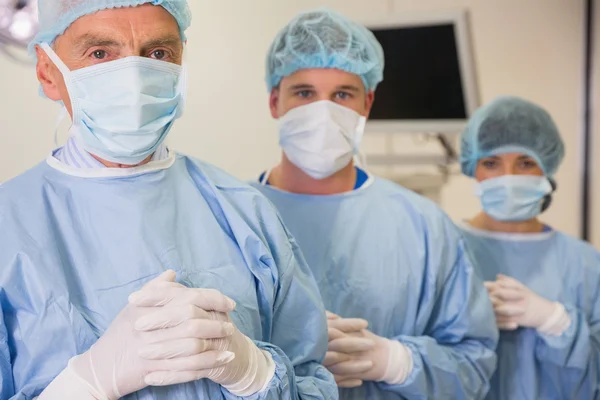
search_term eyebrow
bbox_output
[71,34,122,53]
[71,33,182,54]
[337,85,361,93]
[140,35,183,51]
[288,84,315,92]
[287,84,362,92]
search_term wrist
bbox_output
[38,357,108,400]
[222,337,275,396]
[537,302,571,336]
[380,339,413,385]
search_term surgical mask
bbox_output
[278,100,367,180]
[474,175,553,222]
[41,43,186,165]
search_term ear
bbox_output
[35,45,62,102]
[269,88,280,119]
[363,90,375,118]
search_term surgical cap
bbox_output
[460,96,565,177]
[30,0,191,51]
[266,8,384,92]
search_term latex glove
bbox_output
[39,270,238,400]
[324,312,375,388]
[324,312,412,387]
[327,328,413,386]
[130,280,275,396]
[485,274,571,335]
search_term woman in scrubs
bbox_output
[459,96,600,400]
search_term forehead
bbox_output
[486,153,536,161]
[280,68,365,90]
[57,4,180,44]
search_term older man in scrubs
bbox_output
[0,1,336,399]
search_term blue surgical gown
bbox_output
[250,177,498,399]
[460,223,600,400]
[0,154,337,400]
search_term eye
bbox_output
[91,50,107,60]
[481,159,498,169]
[296,90,313,98]
[151,49,167,60]
[335,91,352,100]
[520,159,538,169]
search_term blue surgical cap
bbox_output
[266,7,384,92]
[30,0,191,52]
[460,96,565,177]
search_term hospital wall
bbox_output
[0,1,594,245]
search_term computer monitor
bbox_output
[365,10,479,133]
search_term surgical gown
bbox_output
[460,223,600,400]
[0,153,337,400]
[251,177,498,399]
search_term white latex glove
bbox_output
[324,312,413,388]
[129,279,275,396]
[323,311,375,388]
[485,274,571,335]
[39,271,238,400]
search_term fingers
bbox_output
[487,286,524,302]
[327,359,373,375]
[335,377,363,388]
[489,287,525,323]
[144,351,236,386]
[130,286,236,313]
[496,316,519,331]
[328,318,369,334]
[151,350,235,372]
[145,270,177,287]
[139,338,213,359]
[487,276,527,321]
[498,322,519,330]
[487,275,523,290]
[326,311,340,320]
[488,295,502,307]
[496,274,519,284]
[135,304,215,331]
[494,303,526,318]
[328,327,346,342]
[323,351,352,367]
[141,318,236,345]
[328,337,375,353]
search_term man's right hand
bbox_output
[39,270,238,400]
[323,311,375,389]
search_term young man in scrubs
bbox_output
[251,7,499,400]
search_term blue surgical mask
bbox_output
[474,175,553,222]
[41,43,186,165]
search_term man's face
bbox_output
[269,68,375,119]
[35,4,183,115]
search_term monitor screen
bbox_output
[369,24,467,120]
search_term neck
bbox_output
[91,153,153,169]
[468,211,545,233]
[268,154,357,195]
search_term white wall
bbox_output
[0,0,588,240]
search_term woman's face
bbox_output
[474,153,544,182]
